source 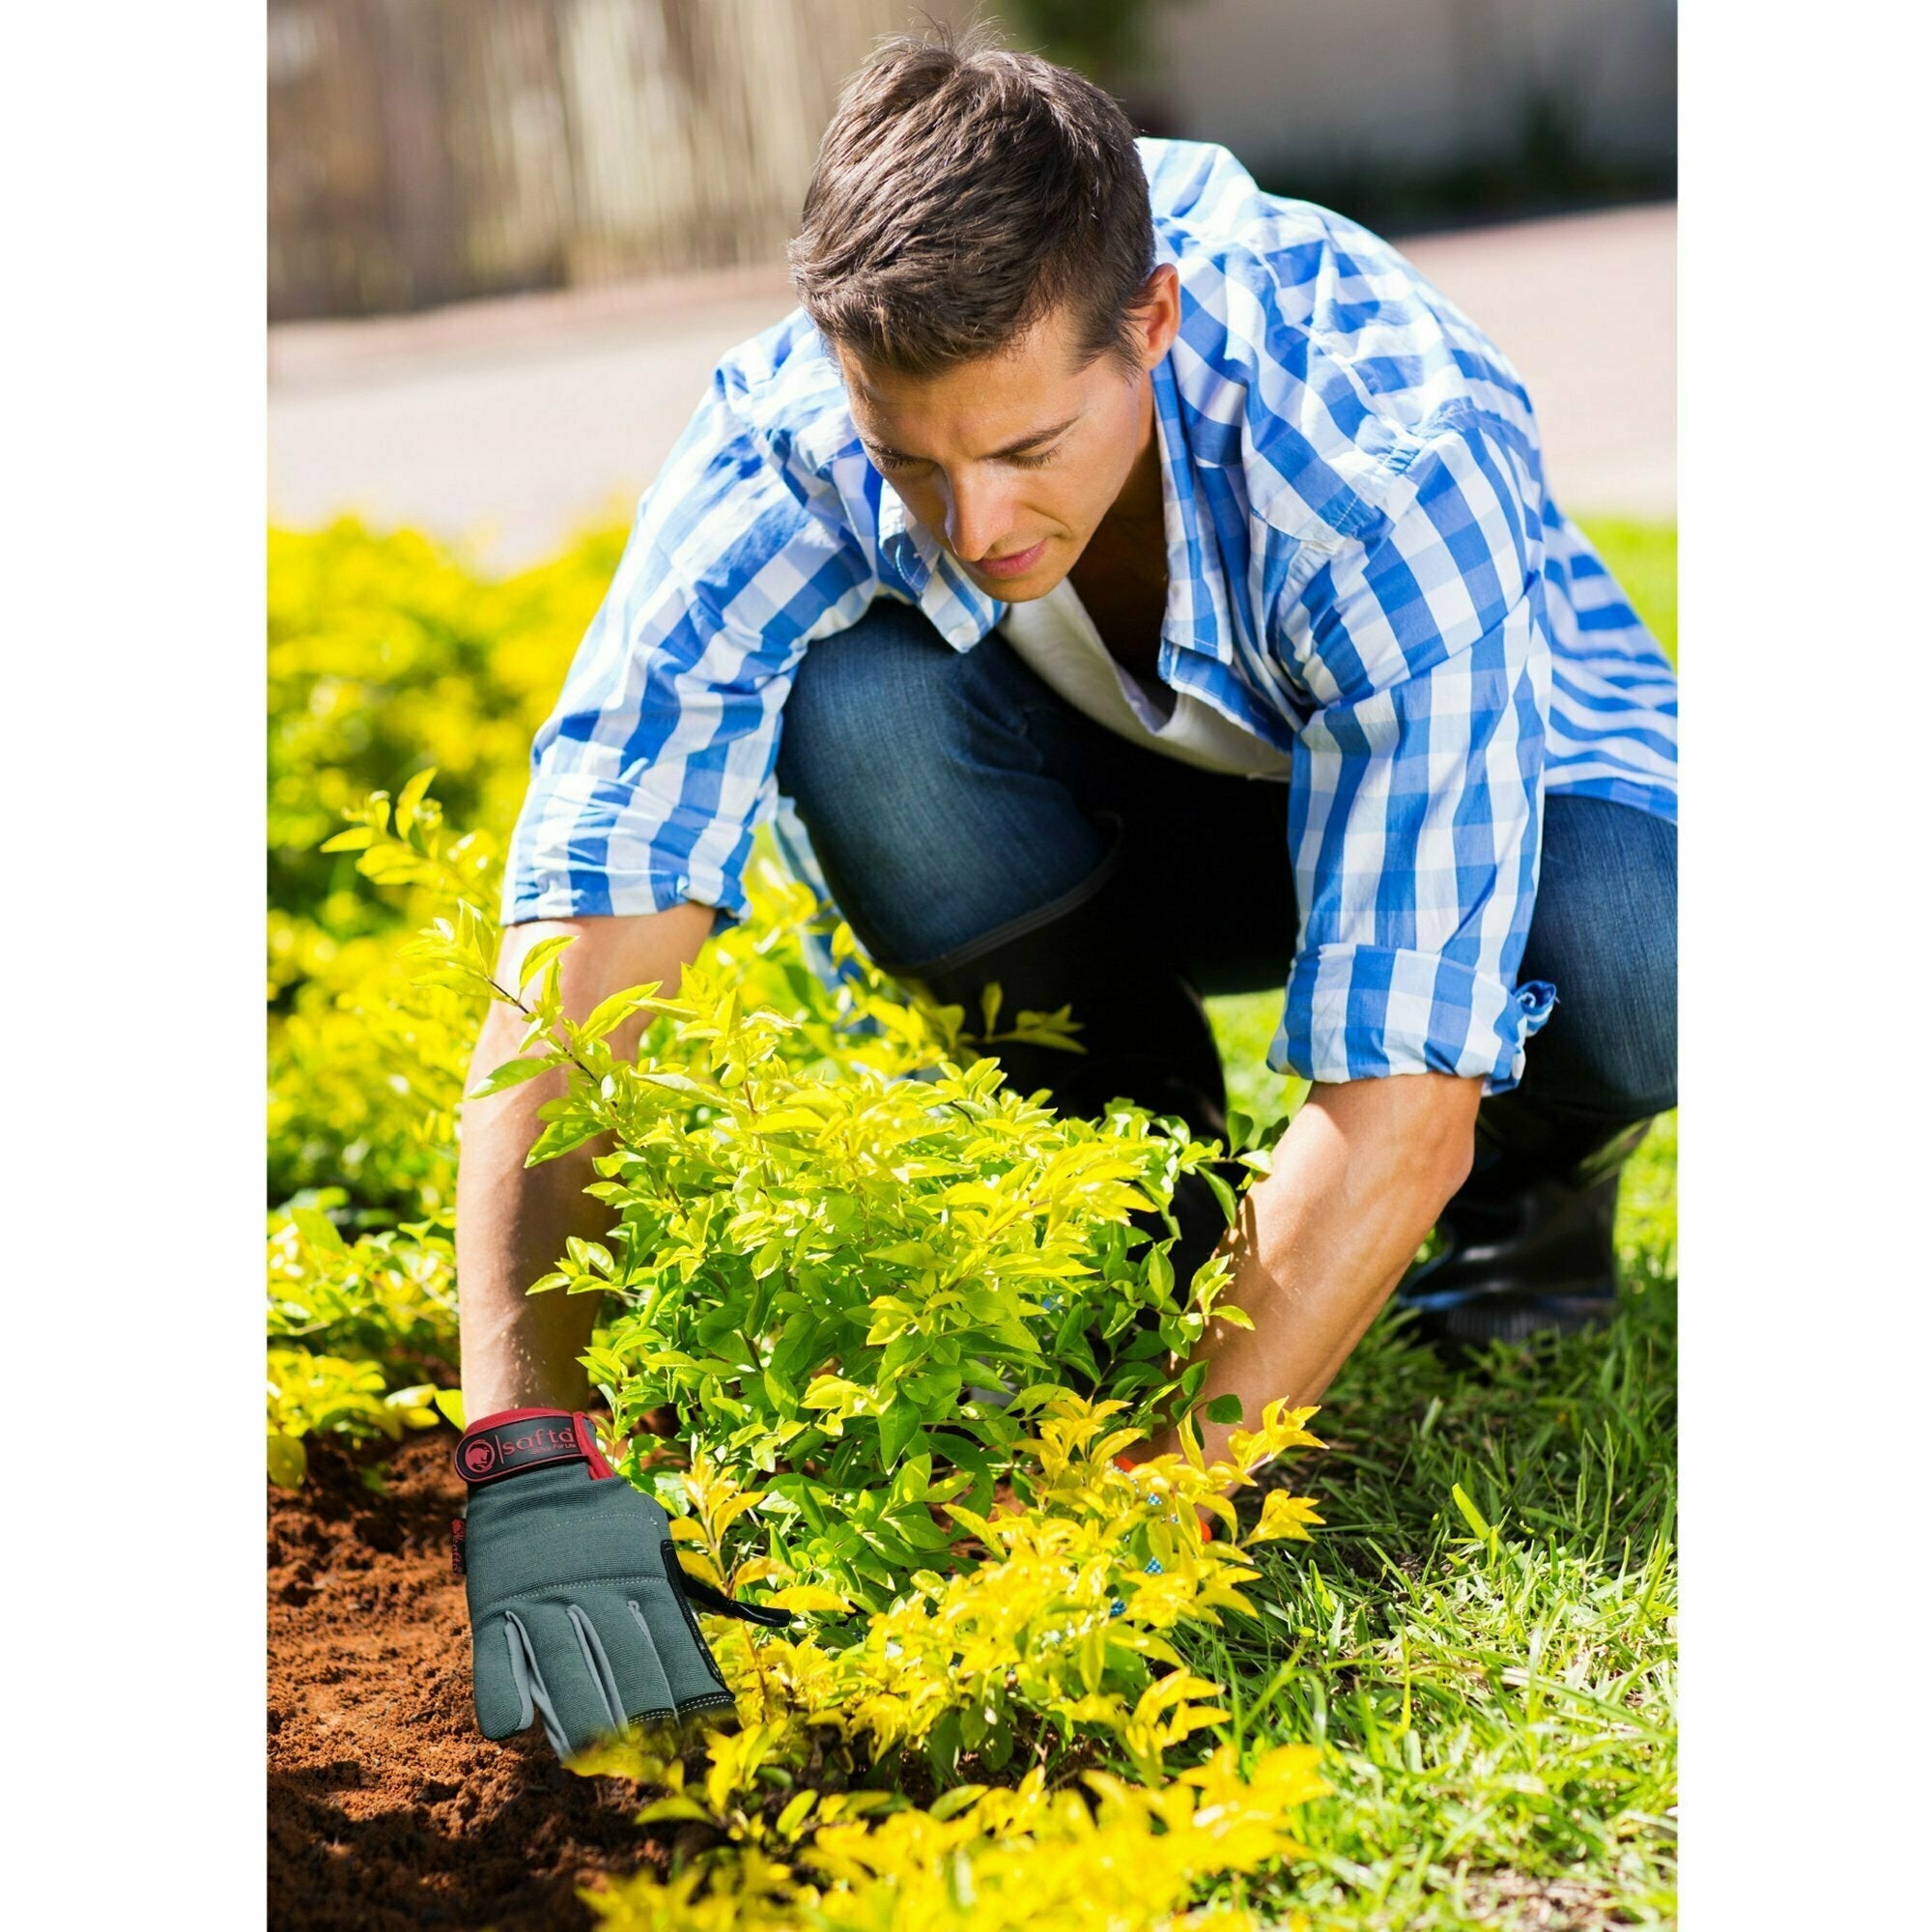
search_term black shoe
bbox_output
[1396,1103,1651,1358]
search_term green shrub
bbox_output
[266,1347,445,1488]
[268,519,621,930]
[268,1198,459,1367]
[302,776,1335,1891]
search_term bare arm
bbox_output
[455,904,716,1418]
[1145,1072,1483,1465]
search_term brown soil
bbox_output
[268,1430,664,1932]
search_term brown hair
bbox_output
[788,25,1155,376]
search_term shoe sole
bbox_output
[1397,1291,1617,1364]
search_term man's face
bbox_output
[834,269,1179,601]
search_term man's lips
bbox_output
[967,538,1048,581]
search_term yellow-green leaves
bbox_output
[266,1432,307,1489]
[265,1345,443,1481]
[265,1208,459,1478]
[673,1392,1326,1796]
[1250,1489,1326,1544]
[270,519,622,923]
[589,1745,1329,1932]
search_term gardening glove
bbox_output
[452,1407,790,1759]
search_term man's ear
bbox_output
[1131,264,1181,370]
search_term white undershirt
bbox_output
[997,580,1293,781]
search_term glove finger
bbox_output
[505,1608,573,1757]
[514,1603,630,1758]
[471,1610,535,1741]
[565,1605,631,1732]
[572,1587,677,1727]
[630,1572,738,1722]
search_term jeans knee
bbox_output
[774,601,1107,968]
[777,601,967,815]
[1524,955,1677,1119]
[1520,797,1677,1118]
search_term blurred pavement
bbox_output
[268,203,1674,569]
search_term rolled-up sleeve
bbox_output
[503,376,872,929]
[1271,421,1556,1094]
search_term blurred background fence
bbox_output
[268,0,1674,322]
[268,0,907,318]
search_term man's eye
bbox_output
[870,448,923,473]
[1007,446,1060,471]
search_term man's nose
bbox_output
[945,469,1010,563]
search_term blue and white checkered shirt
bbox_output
[506,139,1677,1094]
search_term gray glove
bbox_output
[452,1408,789,1757]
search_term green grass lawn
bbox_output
[1180,1074,1677,1927]
[1192,518,1677,1927]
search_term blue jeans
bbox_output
[776,600,1676,1136]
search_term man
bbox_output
[450,30,1676,1755]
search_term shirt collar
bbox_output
[877,472,918,567]
[878,477,1004,649]
[1151,353,1236,670]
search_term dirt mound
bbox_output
[268,1431,662,1931]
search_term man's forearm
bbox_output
[455,1018,612,1417]
[1146,1072,1483,1465]
[455,906,715,1419]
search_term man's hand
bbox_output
[1144,1072,1483,1467]
[456,905,714,1419]
[455,1407,788,1757]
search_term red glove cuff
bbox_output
[454,1408,614,1486]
